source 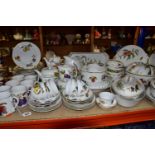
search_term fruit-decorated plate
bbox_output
[12,42,41,69]
[114,45,149,66]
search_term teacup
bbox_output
[6,80,20,87]
[20,79,34,90]
[0,85,11,92]
[99,92,115,105]
[11,85,28,107]
[0,91,18,117]
[11,74,24,81]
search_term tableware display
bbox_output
[126,62,155,85]
[0,91,18,117]
[149,52,155,67]
[69,52,109,66]
[96,92,117,109]
[111,75,145,107]
[5,80,20,87]
[114,45,149,66]
[150,79,155,98]
[11,85,28,107]
[146,87,155,103]
[12,42,41,69]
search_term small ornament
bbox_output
[95,29,101,39]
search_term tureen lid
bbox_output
[106,60,124,70]
[127,62,155,77]
[112,75,145,98]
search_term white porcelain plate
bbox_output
[114,45,149,66]
[69,52,109,65]
[149,52,155,67]
[12,42,41,69]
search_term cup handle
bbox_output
[12,96,19,108]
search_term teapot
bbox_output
[29,75,59,103]
[44,54,61,69]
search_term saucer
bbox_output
[63,95,96,111]
[96,97,117,109]
[146,87,155,103]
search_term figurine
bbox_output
[102,27,107,39]
[84,34,90,44]
[33,29,39,40]
[74,34,82,44]
[95,29,101,39]
[107,29,112,39]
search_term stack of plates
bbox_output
[28,94,62,112]
[63,91,96,111]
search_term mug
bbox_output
[0,91,18,117]
[11,85,28,107]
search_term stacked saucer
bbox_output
[62,79,96,110]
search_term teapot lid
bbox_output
[112,75,145,98]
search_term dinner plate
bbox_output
[114,45,149,66]
[12,42,41,69]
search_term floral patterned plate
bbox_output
[69,52,109,65]
[12,42,41,69]
[114,45,149,66]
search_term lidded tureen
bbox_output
[126,62,155,85]
[111,75,145,107]
[112,75,145,98]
